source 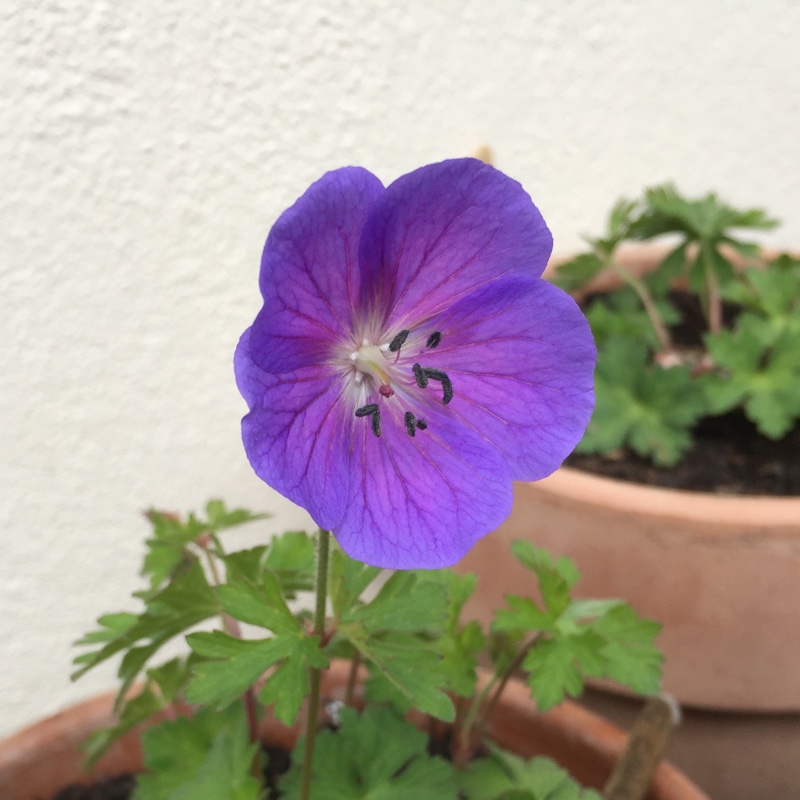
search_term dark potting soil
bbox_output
[49,774,136,800]
[566,410,800,495]
[47,744,291,800]
[45,734,452,799]
[569,289,800,496]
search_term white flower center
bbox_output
[349,339,394,393]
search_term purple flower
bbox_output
[235,159,595,568]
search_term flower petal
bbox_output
[235,329,352,530]
[357,158,552,329]
[417,276,596,480]
[335,404,513,569]
[250,167,385,374]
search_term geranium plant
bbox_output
[70,160,664,800]
[553,184,800,481]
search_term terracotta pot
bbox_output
[455,245,800,799]
[0,661,706,800]
[457,469,800,712]
[460,244,800,713]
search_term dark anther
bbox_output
[355,404,381,437]
[426,331,442,349]
[404,411,428,437]
[417,367,454,405]
[388,329,410,352]
[412,363,428,388]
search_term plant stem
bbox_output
[453,634,540,768]
[202,545,260,746]
[202,542,262,782]
[344,649,362,707]
[701,246,723,333]
[607,259,674,353]
[474,634,540,741]
[299,529,331,800]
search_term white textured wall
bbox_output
[2,0,799,737]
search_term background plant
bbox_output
[553,184,800,467]
[74,502,661,799]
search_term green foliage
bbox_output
[186,565,328,724]
[577,337,707,466]
[437,571,484,698]
[74,506,665,799]
[337,570,455,721]
[141,501,268,596]
[584,291,679,351]
[459,746,603,800]
[702,315,800,438]
[554,183,798,468]
[72,559,219,699]
[492,542,661,710]
[280,706,459,800]
[82,658,193,767]
[133,705,261,800]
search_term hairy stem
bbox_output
[299,529,331,800]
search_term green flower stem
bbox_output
[608,259,674,353]
[299,528,331,800]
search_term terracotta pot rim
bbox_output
[0,663,709,800]
[531,466,800,531]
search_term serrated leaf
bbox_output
[329,544,382,620]
[460,746,603,800]
[139,509,203,595]
[345,571,449,634]
[82,686,164,767]
[280,706,458,800]
[204,499,268,532]
[578,336,707,466]
[72,560,219,693]
[550,253,605,293]
[187,629,327,723]
[82,657,195,766]
[492,596,553,635]
[522,631,607,710]
[223,546,269,584]
[703,316,800,438]
[436,572,483,697]
[217,573,298,633]
[262,530,317,596]
[510,541,578,614]
[133,705,260,800]
[644,242,689,297]
[257,635,329,724]
[591,604,662,694]
[339,625,454,721]
[584,293,677,351]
